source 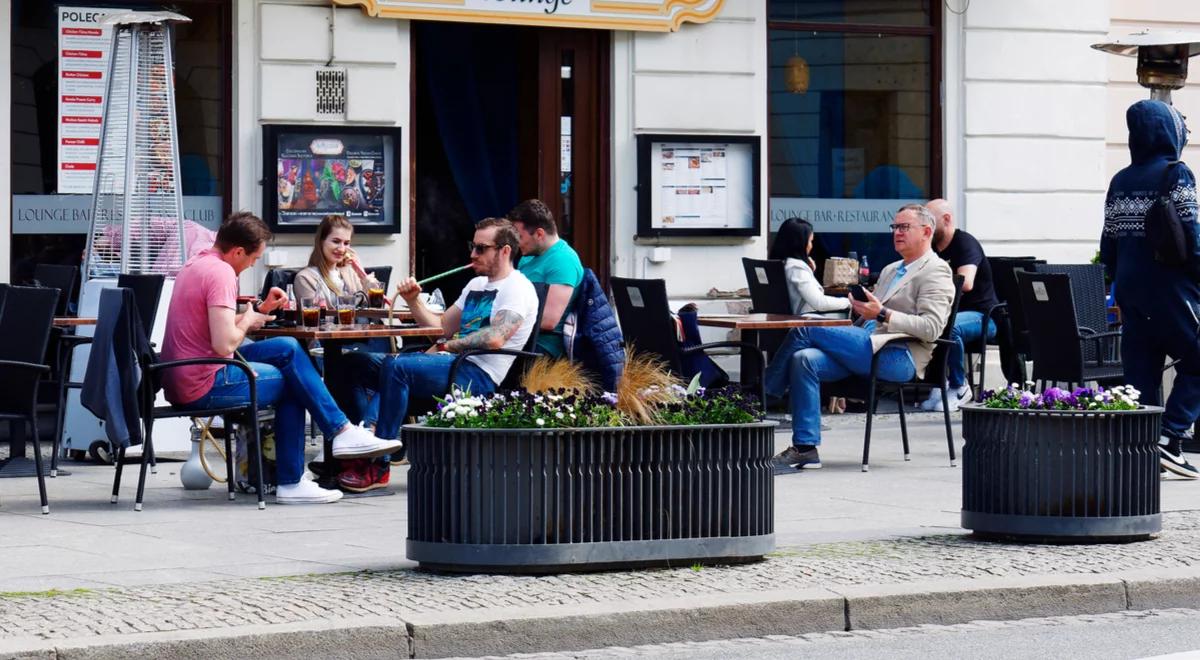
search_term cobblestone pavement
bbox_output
[2,510,1199,643]
[471,608,1200,659]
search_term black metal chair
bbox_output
[1034,263,1117,364]
[1015,271,1123,390]
[84,287,267,511]
[984,256,1045,384]
[741,257,792,365]
[366,265,393,291]
[0,285,60,513]
[830,276,964,472]
[33,264,78,317]
[52,275,166,473]
[259,267,299,300]
[609,277,764,405]
[445,283,550,391]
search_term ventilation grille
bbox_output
[316,68,347,116]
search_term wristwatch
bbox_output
[250,299,264,314]
[878,307,890,322]
[435,340,450,353]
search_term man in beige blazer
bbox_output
[765,204,955,471]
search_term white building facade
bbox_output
[3,0,1198,301]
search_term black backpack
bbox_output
[1145,161,1190,267]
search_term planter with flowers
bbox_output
[961,383,1162,542]
[402,357,776,573]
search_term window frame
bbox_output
[765,3,944,205]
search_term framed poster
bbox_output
[262,124,401,234]
[636,134,760,238]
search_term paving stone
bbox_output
[1,511,1199,645]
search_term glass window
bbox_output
[767,0,938,274]
[9,0,230,283]
[768,0,932,27]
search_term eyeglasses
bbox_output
[889,223,917,234]
[468,242,499,254]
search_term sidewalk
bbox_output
[1,412,1198,658]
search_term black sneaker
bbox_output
[771,445,822,474]
[1160,435,1200,479]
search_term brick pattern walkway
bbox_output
[3,511,1198,642]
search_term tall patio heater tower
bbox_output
[64,11,195,461]
[84,10,190,279]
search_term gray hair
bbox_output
[896,203,936,230]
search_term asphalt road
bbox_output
[476,609,1200,660]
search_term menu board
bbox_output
[57,6,117,194]
[263,125,401,233]
[637,135,760,238]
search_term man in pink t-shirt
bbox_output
[161,211,401,504]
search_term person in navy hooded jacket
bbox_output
[1101,99,1200,479]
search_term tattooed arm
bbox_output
[443,309,526,352]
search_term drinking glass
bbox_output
[301,297,321,328]
[368,285,386,308]
[337,295,356,326]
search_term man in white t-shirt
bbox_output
[371,217,538,442]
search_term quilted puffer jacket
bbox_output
[564,269,624,391]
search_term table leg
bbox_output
[741,329,764,400]
[317,339,350,490]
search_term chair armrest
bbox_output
[1077,329,1121,341]
[60,335,94,348]
[0,360,51,375]
[447,349,540,389]
[983,302,1008,322]
[149,357,256,382]
[681,341,766,408]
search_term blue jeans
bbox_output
[177,337,349,485]
[1122,309,1200,436]
[765,323,916,447]
[948,312,997,389]
[329,345,388,425]
[374,353,496,440]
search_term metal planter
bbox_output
[403,421,777,573]
[961,404,1162,542]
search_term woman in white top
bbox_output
[293,214,381,307]
[770,218,851,318]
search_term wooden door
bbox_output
[522,29,610,285]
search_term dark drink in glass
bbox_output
[368,287,385,308]
[338,308,355,325]
[302,307,320,327]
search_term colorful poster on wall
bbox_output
[57,6,116,194]
[274,132,393,227]
[652,143,745,230]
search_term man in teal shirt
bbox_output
[508,199,584,357]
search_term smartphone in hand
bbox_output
[848,284,870,302]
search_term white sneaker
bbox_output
[276,477,343,504]
[932,385,972,412]
[331,424,404,459]
[920,388,942,411]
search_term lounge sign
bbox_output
[332,0,725,32]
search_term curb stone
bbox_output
[5,570,1200,659]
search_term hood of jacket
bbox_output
[1127,99,1189,164]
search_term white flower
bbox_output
[445,411,456,420]
[536,418,545,426]
[555,411,565,419]
[469,410,479,418]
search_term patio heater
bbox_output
[1091,30,1200,103]
[63,11,195,461]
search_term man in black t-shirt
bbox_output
[920,199,1001,411]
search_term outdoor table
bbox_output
[351,308,416,323]
[249,322,443,490]
[696,314,853,389]
[53,316,98,327]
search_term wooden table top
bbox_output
[353,308,416,321]
[54,316,98,327]
[251,323,442,341]
[696,314,853,330]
